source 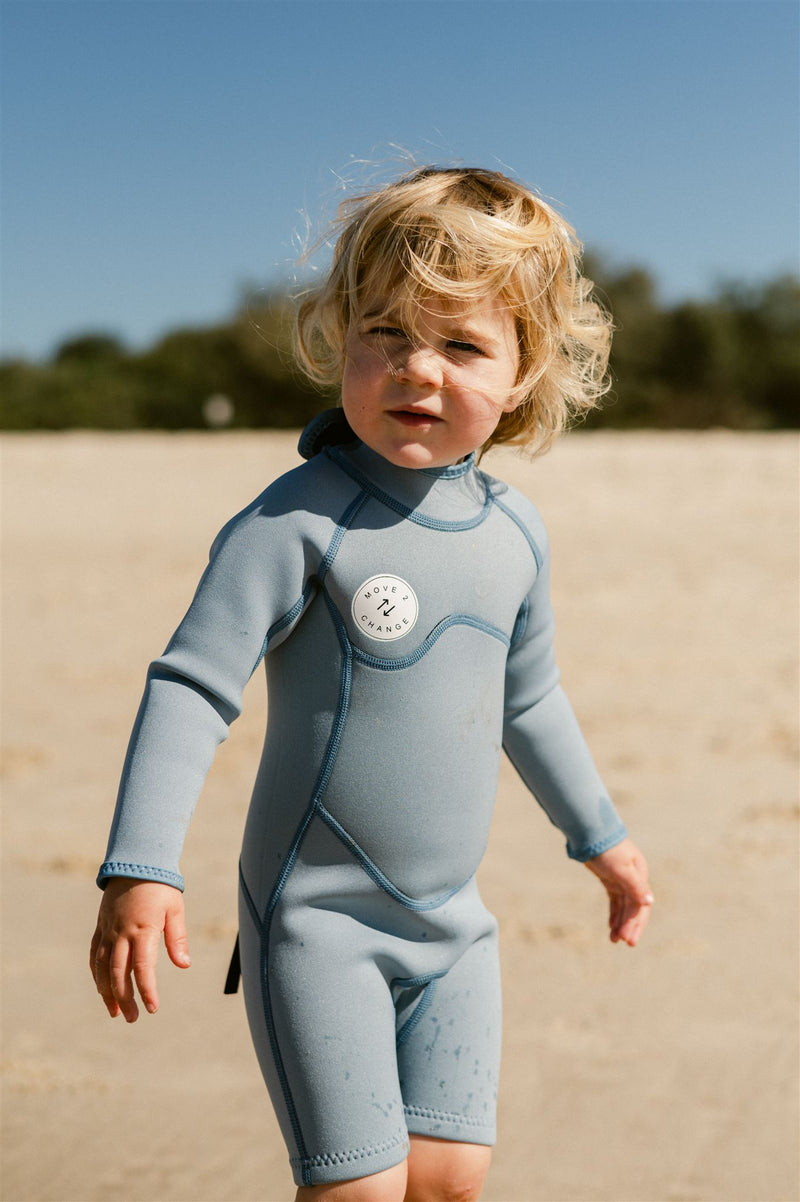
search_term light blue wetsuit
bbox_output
[98,410,627,1187]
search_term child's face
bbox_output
[341,295,522,469]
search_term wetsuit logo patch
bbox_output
[351,574,419,642]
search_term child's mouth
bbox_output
[389,410,443,428]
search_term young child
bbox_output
[90,166,652,1202]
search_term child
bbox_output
[90,166,652,1202]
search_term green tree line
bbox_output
[1,263,797,431]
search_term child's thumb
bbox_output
[164,909,192,968]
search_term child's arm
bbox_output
[90,878,190,1022]
[502,531,629,863]
[91,475,325,1017]
[584,837,653,947]
[96,481,314,898]
[499,496,652,943]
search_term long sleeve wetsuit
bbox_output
[98,411,627,1187]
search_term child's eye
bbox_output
[368,325,407,340]
[447,340,484,355]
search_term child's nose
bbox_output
[395,344,445,387]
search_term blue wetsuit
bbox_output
[98,411,627,1187]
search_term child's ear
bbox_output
[501,385,528,413]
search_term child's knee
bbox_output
[405,1138,491,1202]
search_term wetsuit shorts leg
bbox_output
[238,814,501,1188]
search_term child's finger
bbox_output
[89,927,99,974]
[616,897,653,947]
[92,940,121,1018]
[110,939,139,1023]
[131,930,162,1015]
[89,928,105,989]
[608,893,623,941]
[164,904,191,969]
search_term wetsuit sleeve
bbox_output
[502,538,628,862]
[97,499,311,891]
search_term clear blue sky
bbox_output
[2,0,797,360]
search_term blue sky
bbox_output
[2,0,797,360]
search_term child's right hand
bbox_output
[90,878,191,1022]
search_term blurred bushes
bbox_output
[1,269,798,431]
[0,293,334,431]
[583,260,799,431]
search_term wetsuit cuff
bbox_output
[96,862,185,891]
[567,824,628,863]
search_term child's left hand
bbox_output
[584,837,653,947]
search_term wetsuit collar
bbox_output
[298,409,488,522]
[332,440,488,525]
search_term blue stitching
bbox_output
[262,589,355,922]
[251,581,316,676]
[318,491,370,583]
[392,971,445,989]
[249,490,369,676]
[291,1129,409,1170]
[262,920,310,1178]
[403,1103,493,1129]
[236,859,309,1176]
[489,492,544,570]
[259,582,355,945]
[510,597,529,647]
[265,803,318,918]
[395,977,442,1048]
[96,862,184,890]
[353,614,509,670]
[327,448,493,532]
[238,860,261,931]
[266,587,312,642]
[316,802,471,912]
[417,454,475,479]
[312,594,354,795]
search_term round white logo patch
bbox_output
[351,574,419,642]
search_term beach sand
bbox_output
[2,429,797,1202]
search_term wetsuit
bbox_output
[98,411,627,1187]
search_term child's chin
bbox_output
[386,443,457,470]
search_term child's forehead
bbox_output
[358,289,510,327]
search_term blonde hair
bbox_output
[295,166,612,456]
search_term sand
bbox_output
[2,429,798,1202]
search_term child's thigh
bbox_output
[397,927,501,1146]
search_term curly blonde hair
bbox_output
[295,166,612,456]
